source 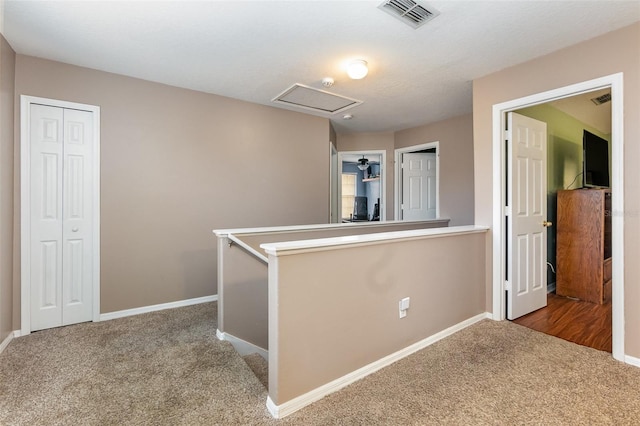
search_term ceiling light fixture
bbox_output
[347,60,368,80]
[343,114,353,120]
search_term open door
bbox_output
[507,112,548,319]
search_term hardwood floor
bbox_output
[512,293,612,352]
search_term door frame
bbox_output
[20,95,101,335]
[329,142,339,223]
[491,73,624,361]
[337,150,387,222]
[394,141,440,220]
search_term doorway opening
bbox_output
[491,73,624,361]
[511,89,613,352]
[394,141,439,221]
[337,150,386,222]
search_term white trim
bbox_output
[625,355,640,369]
[99,295,217,322]
[20,96,101,336]
[0,331,16,354]
[267,312,490,419]
[337,150,387,222]
[491,73,625,361]
[329,142,339,223]
[216,330,268,361]
[394,141,440,220]
[261,224,486,256]
[213,219,430,238]
[216,328,225,340]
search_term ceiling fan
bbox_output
[357,156,369,171]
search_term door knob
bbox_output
[72,227,79,232]
[542,221,553,227]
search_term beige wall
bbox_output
[473,23,640,356]
[336,131,395,219]
[218,219,450,350]
[14,55,331,322]
[268,229,487,404]
[0,35,15,341]
[395,114,474,226]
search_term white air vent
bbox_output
[272,84,362,115]
[378,0,440,29]
[591,93,611,105]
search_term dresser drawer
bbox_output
[603,279,612,303]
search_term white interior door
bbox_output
[29,103,94,331]
[507,112,547,319]
[401,152,436,221]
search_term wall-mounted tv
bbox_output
[583,130,610,188]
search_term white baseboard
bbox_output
[267,312,490,419]
[216,330,268,361]
[625,354,640,368]
[0,330,19,355]
[99,295,217,322]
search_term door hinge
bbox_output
[504,206,511,216]
[504,280,512,292]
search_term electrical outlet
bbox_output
[399,297,410,318]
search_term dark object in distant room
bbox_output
[583,130,610,188]
[353,196,368,220]
[373,198,380,221]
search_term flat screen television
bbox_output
[583,130,610,188]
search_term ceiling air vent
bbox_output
[591,93,611,105]
[378,0,440,29]
[272,84,362,115]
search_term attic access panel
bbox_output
[272,84,362,114]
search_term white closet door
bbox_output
[62,108,94,326]
[29,104,94,331]
[30,104,65,330]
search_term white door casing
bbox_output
[506,113,547,319]
[394,142,439,221]
[401,152,437,221]
[329,143,339,223]
[491,73,624,361]
[21,96,101,335]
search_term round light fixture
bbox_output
[343,114,353,120]
[347,59,368,80]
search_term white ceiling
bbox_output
[2,1,639,134]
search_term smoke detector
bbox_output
[322,77,335,88]
[378,0,440,29]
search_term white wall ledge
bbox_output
[213,218,450,238]
[261,225,489,257]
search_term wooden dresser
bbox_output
[556,189,612,304]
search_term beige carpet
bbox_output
[1,302,640,425]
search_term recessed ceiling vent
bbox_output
[378,0,440,29]
[591,93,611,105]
[272,84,362,115]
